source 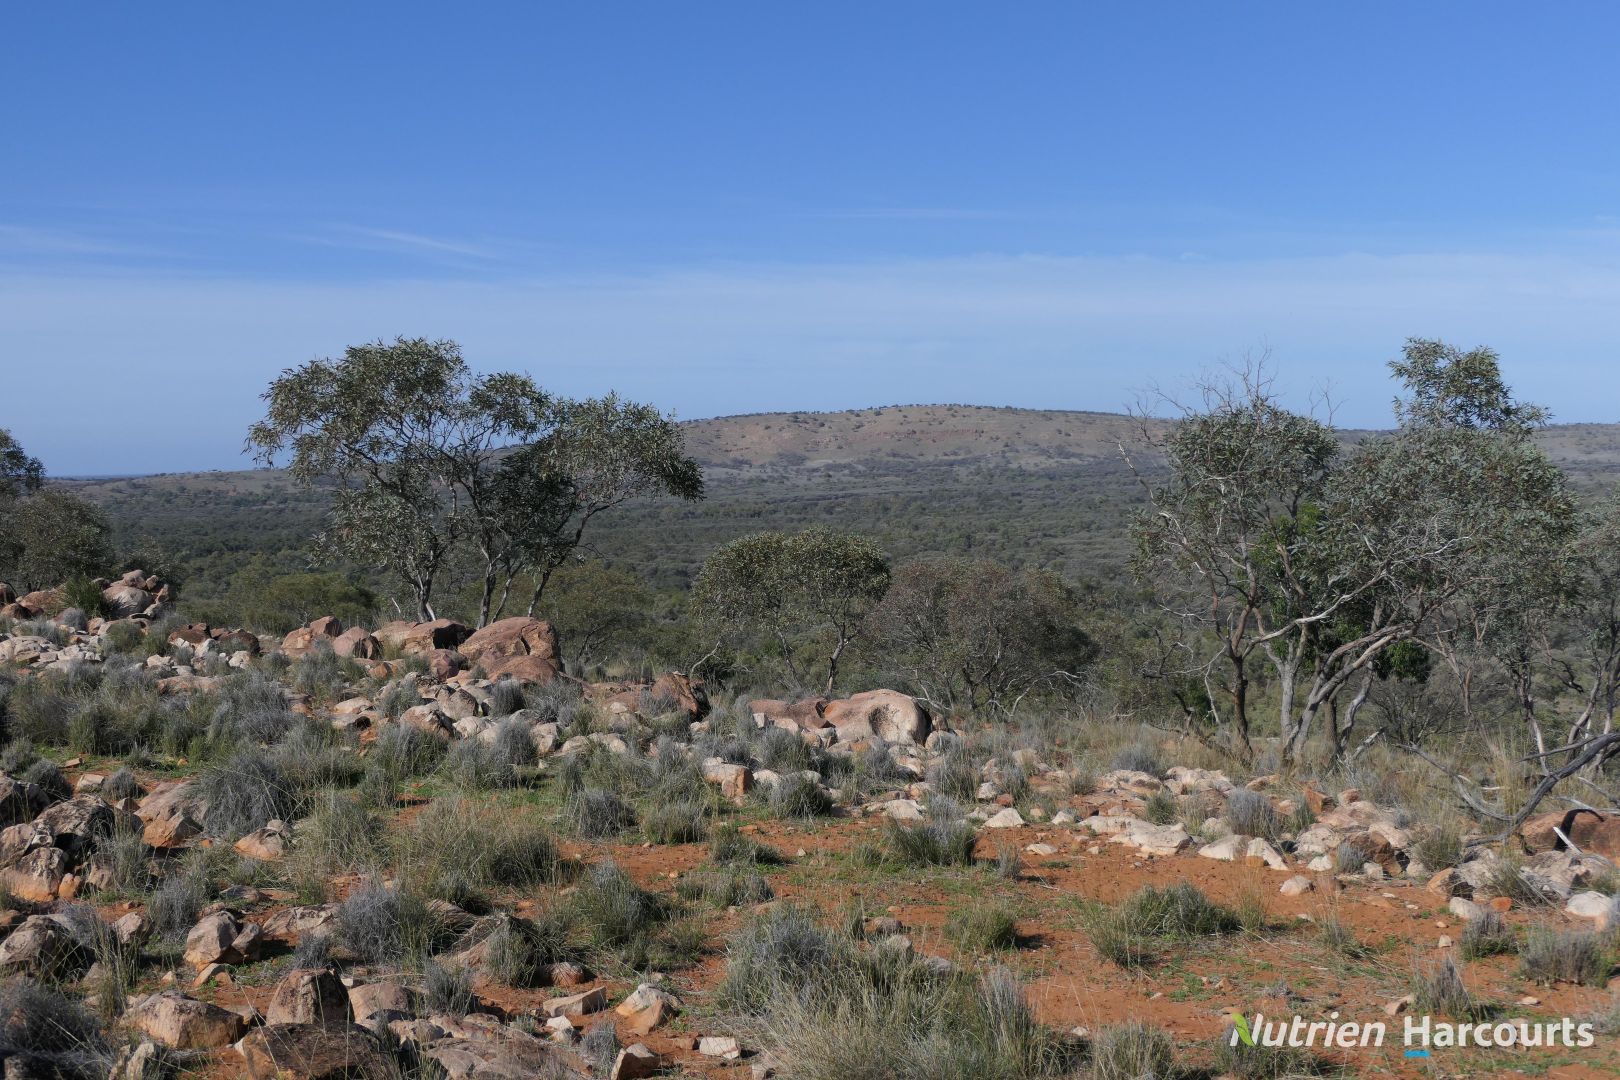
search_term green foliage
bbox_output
[863,557,1097,715]
[694,527,889,692]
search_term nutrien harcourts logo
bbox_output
[1229,1012,1596,1055]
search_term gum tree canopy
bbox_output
[247,337,703,625]
[1134,340,1575,766]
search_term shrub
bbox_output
[1142,790,1178,826]
[397,798,563,905]
[1089,1022,1174,1080]
[20,759,69,802]
[205,672,296,748]
[480,915,565,988]
[1110,746,1163,777]
[148,860,211,939]
[709,823,781,866]
[643,799,709,844]
[1484,858,1560,907]
[768,775,834,820]
[1459,910,1516,960]
[1086,880,1241,967]
[93,824,151,895]
[581,1021,620,1073]
[926,744,982,803]
[1317,912,1368,958]
[719,904,842,1013]
[676,866,774,907]
[485,679,527,718]
[367,722,446,782]
[1521,927,1612,986]
[100,768,140,803]
[882,814,977,868]
[569,862,669,951]
[489,717,538,768]
[755,725,813,772]
[946,901,1019,953]
[275,721,364,792]
[0,977,109,1073]
[291,645,355,702]
[1412,825,1464,871]
[1412,954,1481,1019]
[1212,1029,1332,1078]
[102,620,147,655]
[1224,790,1280,840]
[291,789,382,877]
[195,749,297,838]
[337,881,442,965]
[569,788,637,839]
[423,960,475,1014]
[1333,840,1374,875]
[441,738,516,792]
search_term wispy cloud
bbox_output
[312,225,509,260]
[4,245,1620,473]
[0,224,171,259]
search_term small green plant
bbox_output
[1412,954,1484,1019]
[1459,910,1516,960]
[1411,825,1464,871]
[1142,789,1178,825]
[882,808,977,868]
[945,900,1019,953]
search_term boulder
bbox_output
[236,1023,396,1080]
[540,987,607,1017]
[102,585,152,618]
[750,697,832,731]
[1,846,68,902]
[0,778,49,829]
[268,967,352,1029]
[332,627,381,660]
[0,913,83,977]
[34,794,119,861]
[1522,808,1620,860]
[701,760,754,799]
[235,820,292,860]
[982,808,1025,829]
[459,617,558,666]
[124,989,249,1049]
[425,649,466,680]
[348,980,416,1026]
[183,910,254,967]
[821,690,931,746]
[374,619,472,657]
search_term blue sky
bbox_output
[5,3,1620,473]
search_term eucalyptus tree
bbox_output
[1134,341,1575,766]
[0,429,111,591]
[248,338,702,626]
[693,528,890,692]
[863,557,1096,716]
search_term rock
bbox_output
[268,967,352,1029]
[1448,897,1486,921]
[1384,995,1414,1016]
[34,795,119,860]
[425,649,466,680]
[1107,821,1192,856]
[102,585,152,618]
[332,627,381,660]
[1098,770,1164,796]
[750,697,832,731]
[821,690,931,746]
[348,980,416,1026]
[701,760,754,799]
[1025,843,1058,856]
[235,1023,395,1080]
[0,913,82,977]
[1245,837,1288,870]
[374,619,472,657]
[610,1043,662,1080]
[983,808,1025,829]
[458,618,561,684]
[107,1040,164,1080]
[113,910,149,947]
[1198,835,1247,862]
[616,983,680,1034]
[541,987,607,1017]
[234,820,291,860]
[399,705,455,740]
[1279,875,1314,896]
[183,911,245,967]
[124,989,248,1049]
[1521,808,1620,859]
[418,1022,559,1078]
[0,846,67,902]
[1566,891,1618,928]
[698,1036,742,1059]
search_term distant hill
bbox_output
[60,405,1620,607]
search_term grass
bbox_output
[945,900,1019,953]
[336,880,444,966]
[1521,926,1613,986]
[677,866,774,907]
[1083,882,1243,971]
[1411,824,1464,871]
[194,748,297,839]
[1087,1022,1173,1080]
[1212,1030,1336,1078]
[768,775,835,819]
[1224,789,1280,840]
[568,861,670,952]
[642,798,710,844]
[1412,954,1486,1020]
[1459,910,1516,960]
[881,809,977,867]
[723,905,1078,1080]
[709,823,782,865]
[1109,746,1163,777]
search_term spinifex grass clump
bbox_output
[1083,881,1243,970]
[721,905,1078,1080]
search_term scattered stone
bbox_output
[983,808,1025,829]
[541,987,607,1017]
[1279,875,1314,896]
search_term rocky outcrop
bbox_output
[821,690,932,746]
[374,619,472,657]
